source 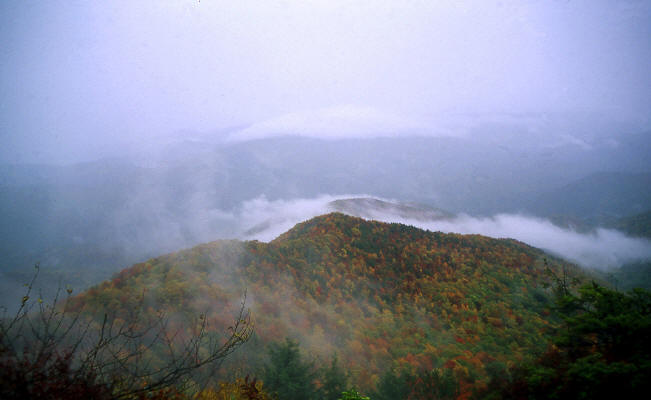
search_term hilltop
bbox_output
[74,213,582,395]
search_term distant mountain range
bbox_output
[526,172,651,224]
[1,132,649,306]
[609,210,651,239]
[242,198,453,238]
[328,197,454,221]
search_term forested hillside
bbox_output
[4,1,650,398]
[68,213,581,397]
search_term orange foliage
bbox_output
[73,213,572,397]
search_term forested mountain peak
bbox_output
[68,212,582,396]
[273,212,536,267]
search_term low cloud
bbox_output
[225,105,427,142]
[236,195,651,270]
[237,194,363,241]
[413,214,651,269]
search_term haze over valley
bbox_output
[1,1,650,399]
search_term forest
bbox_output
[2,213,649,399]
[3,1,650,399]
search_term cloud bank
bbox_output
[226,105,427,142]
[3,0,650,163]
[234,195,651,270]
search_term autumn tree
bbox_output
[0,265,253,399]
[195,375,274,400]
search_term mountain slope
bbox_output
[3,131,649,295]
[609,210,651,239]
[528,172,651,223]
[74,213,583,394]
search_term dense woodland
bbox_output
[2,213,650,399]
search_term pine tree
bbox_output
[262,338,318,400]
[322,353,347,400]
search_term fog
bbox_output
[1,0,650,164]
[234,195,651,269]
[1,1,651,297]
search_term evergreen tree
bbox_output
[372,369,412,400]
[262,338,318,400]
[339,388,370,400]
[322,353,348,400]
[409,368,459,400]
[373,367,459,400]
[482,282,651,399]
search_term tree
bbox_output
[408,368,459,400]
[339,388,371,400]
[321,353,348,400]
[373,368,411,400]
[482,279,651,399]
[373,367,459,400]
[262,338,318,400]
[195,375,274,400]
[0,265,254,399]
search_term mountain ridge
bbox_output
[73,213,585,395]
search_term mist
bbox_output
[1,1,650,297]
[2,0,650,164]
[234,195,651,270]
[2,2,651,395]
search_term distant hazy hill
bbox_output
[2,132,648,302]
[328,197,454,221]
[528,172,651,224]
[242,197,453,237]
[74,213,583,395]
[597,210,651,290]
[609,210,651,239]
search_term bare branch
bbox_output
[1,266,253,399]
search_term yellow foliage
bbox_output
[194,377,273,400]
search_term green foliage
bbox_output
[339,388,371,400]
[481,282,651,399]
[373,367,459,400]
[557,284,650,359]
[408,368,459,400]
[373,369,411,400]
[599,260,651,291]
[322,353,348,400]
[262,338,318,400]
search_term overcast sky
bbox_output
[1,0,650,164]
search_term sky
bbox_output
[1,0,651,163]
